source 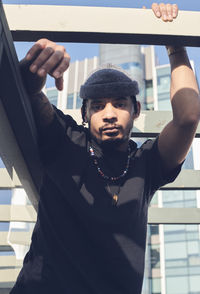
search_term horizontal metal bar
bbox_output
[0,256,22,268]
[1,205,200,225]
[0,168,21,188]
[0,205,36,222]
[133,110,200,138]
[4,5,200,46]
[148,208,200,224]
[65,109,200,138]
[1,167,200,190]
[162,170,200,190]
[0,231,32,246]
[0,268,20,285]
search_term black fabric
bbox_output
[10,107,182,294]
[80,68,139,99]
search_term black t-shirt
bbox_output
[11,107,182,294]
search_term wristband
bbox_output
[167,46,186,57]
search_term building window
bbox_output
[67,93,74,109]
[0,189,12,204]
[151,277,161,293]
[150,225,159,235]
[119,61,142,71]
[76,92,82,109]
[166,276,189,293]
[157,75,170,94]
[151,244,160,268]
[0,222,9,232]
[145,79,153,97]
[46,88,58,106]
[0,157,4,168]
[150,192,158,206]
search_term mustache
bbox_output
[99,124,122,132]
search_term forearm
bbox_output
[20,58,55,128]
[168,47,200,126]
[30,92,55,128]
[20,58,46,95]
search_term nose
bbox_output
[102,103,117,122]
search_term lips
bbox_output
[101,126,121,136]
[103,127,119,132]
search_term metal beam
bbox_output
[0,231,32,246]
[0,101,39,210]
[0,205,36,222]
[148,208,200,224]
[4,4,200,46]
[0,268,20,287]
[0,169,21,188]
[0,2,41,210]
[0,256,22,268]
[1,167,200,191]
[65,109,200,138]
[162,170,200,190]
[132,111,200,138]
[1,206,200,225]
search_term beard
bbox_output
[90,131,130,152]
[100,137,127,151]
[89,120,133,151]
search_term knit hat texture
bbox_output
[80,68,139,99]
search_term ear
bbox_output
[132,101,141,119]
[135,101,141,118]
[84,115,89,123]
[81,103,89,123]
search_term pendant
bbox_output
[112,194,118,205]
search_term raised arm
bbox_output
[152,3,200,171]
[20,39,70,128]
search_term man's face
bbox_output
[86,96,140,148]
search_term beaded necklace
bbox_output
[89,144,131,205]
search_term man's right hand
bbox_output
[25,38,70,91]
[151,3,178,22]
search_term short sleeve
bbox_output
[37,106,87,165]
[144,137,183,204]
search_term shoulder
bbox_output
[132,138,157,158]
[52,105,88,136]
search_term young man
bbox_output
[11,3,200,294]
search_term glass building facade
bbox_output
[147,63,200,294]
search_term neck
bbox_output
[100,139,129,154]
[90,134,130,153]
[115,140,129,152]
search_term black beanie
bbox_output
[80,68,139,99]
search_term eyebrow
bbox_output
[90,100,103,105]
[90,97,129,104]
[114,97,129,101]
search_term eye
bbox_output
[91,104,104,111]
[115,102,125,108]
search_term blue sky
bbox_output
[3,0,200,86]
[3,0,200,10]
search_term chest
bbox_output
[44,150,149,229]
[78,156,147,227]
